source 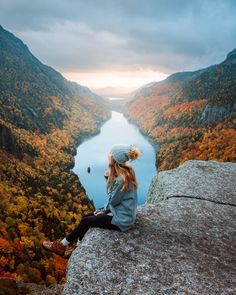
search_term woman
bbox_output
[42,144,141,258]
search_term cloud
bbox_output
[0,0,235,77]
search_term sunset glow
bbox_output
[62,70,168,89]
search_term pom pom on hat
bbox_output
[110,144,141,164]
[129,145,141,161]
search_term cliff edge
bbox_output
[63,160,236,295]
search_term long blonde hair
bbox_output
[107,155,138,191]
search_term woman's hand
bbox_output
[93,210,105,216]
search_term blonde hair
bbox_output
[107,155,138,191]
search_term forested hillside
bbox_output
[124,49,236,171]
[0,26,110,284]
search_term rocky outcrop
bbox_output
[0,123,38,158]
[147,160,236,205]
[200,103,235,124]
[0,123,21,157]
[63,160,236,295]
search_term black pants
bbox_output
[66,212,120,242]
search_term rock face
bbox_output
[63,160,236,295]
[0,123,20,157]
[147,160,236,205]
[200,103,235,124]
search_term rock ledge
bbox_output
[63,160,236,295]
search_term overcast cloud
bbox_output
[0,0,235,76]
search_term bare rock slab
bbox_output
[63,202,236,294]
[63,160,236,295]
[147,160,236,205]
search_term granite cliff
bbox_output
[62,160,236,295]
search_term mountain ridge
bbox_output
[0,26,110,284]
[124,48,236,171]
[0,25,109,134]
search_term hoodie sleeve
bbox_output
[102,202,110,213]
[107,177,124,207]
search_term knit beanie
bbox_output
[110,144,141,164]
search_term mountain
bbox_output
[124,49,236,171]
[126,81,157,100]
[94,83,158,100]
[0,25,109,134]
[68,81,109,104]
[0,26,110,284]
[182,50,236,107]
[105,82,159,112]
[93,86,138,98]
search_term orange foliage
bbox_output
[0,94,110,284]
[179,127,236,163]
[0,238,14,254]
[124,79,235,172]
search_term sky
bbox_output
[0,0,235,92]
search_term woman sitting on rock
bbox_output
[42,144,141,258]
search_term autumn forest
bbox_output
[0,26,110,284]
[124,50,236,171]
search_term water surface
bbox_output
[73,111,157,209]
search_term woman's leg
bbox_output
[66,214,120,242]
[82,211,95,218]
[42,213,119,257]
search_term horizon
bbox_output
[63,70,168,93]
[0,0,235,92]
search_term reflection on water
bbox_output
[73,111,157,209]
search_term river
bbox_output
[73,110,157,209]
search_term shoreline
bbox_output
[123,114,159,152]
[122,110,160,171]
[69,112,112,168]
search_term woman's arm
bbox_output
[97,206,105,211]
[108,178,124,207]
[94,206,111,214]
[95,177,124,216]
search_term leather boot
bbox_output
[42,239,66,256]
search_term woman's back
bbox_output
[107,176,138,231]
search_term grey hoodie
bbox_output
[102,176,138,231]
